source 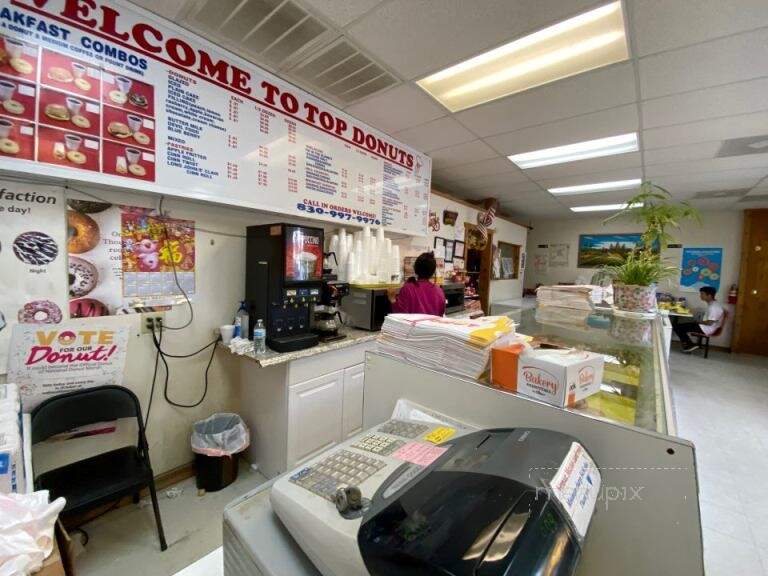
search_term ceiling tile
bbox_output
[346,0,601,80]
[639,28,768,100]
[446,170,532,191]
[653,169,766,194]
[344,84,446,134]
[127,0,189,20]
[524,152,642,181]
[644,154,768,178]
[535,168,642,190]
[466,181,543,196]
[642,111,768,149]
[433,157,521,183]
[557,189,641,206]
[484,104,639,155]
[642,77,768,129]
[300,0,384,27]
[643,142,722,165]
[630,0,768,57]
[454,62,637,137]
[428,140,499,170]
[393,116,476,152]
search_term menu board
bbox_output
[0,0,431,235]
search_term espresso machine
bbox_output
[246,224,324,352]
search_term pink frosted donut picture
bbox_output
[69,256,98,297]
[18,300,63,324]
[70,298,109,318]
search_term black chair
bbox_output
[31,385,167,551]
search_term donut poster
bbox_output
[6,318,129,411]
[680,247,723,292]
[0,180,67,373]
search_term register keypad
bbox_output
[352,434,405,456]
[290,449,385,500]
[378,420,430,439]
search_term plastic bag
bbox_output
[0,490,66,576]
[191,413,249,457]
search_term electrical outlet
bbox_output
[141,312,165,335]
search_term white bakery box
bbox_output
[516,348,604,408]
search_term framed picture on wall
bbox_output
[444,240,455,263]
[433,236,446,259]
[577,233,647,267]
[454,240,465,260]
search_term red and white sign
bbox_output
[0,0,431,235]
[549,442,601,540]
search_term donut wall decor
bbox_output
[0,181,68,373]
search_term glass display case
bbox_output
[490,304,675,436]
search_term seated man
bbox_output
[672,286,725,353]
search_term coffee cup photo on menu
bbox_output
[0,117,34,160]
[40,48,101,100]
[103,106,155,149]
[38,87,100,136]
[0,35,38,80]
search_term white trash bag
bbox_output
[191,413,249,457]
[0,490,66,576]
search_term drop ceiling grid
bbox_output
[126,0,768,215]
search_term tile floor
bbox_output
[74,348,768,576]
[76,462,265,576]
[670,348,768,576]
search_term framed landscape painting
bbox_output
[577,233,646,267]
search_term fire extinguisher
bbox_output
[728,284,738,304]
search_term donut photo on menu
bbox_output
[67,210,100,254]
[103,141,156,181]
[13,231,59,265]
[70,298,109,318]
[0,36,38,80]
[40,49,100,100]
[0,117,35,160]
[17,300,63,324]
[39,87,100,137]
[69,256,98,298]
[102,71,154,115]
[37,126,100,172]
[0,78,36,122]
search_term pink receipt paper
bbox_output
[392,442,448,467]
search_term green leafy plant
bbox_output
[603,181,701,251]
[600,250,677,287]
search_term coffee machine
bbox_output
[312,280,349,342]
[246,224,324,352]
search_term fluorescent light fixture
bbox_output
[417,2,629,112]
[549,178,641,195]
[570,203,641,212]
[508,133,638,169]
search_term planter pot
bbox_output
[613,283,657,313]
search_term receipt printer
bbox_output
[270,420,601,576]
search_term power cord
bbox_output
[151,322,220,409]
[144,327,163,429]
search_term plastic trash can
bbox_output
[191,413,250,492]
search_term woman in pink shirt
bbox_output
[391,252,446,316]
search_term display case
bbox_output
[490,304,675,436]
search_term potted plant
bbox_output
[601,250,677,313]
[599,182,700,312]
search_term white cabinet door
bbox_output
[288,370,343,467]
[342,363,365,439]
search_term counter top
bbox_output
[222,327,379,368]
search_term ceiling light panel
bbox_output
[549,178,641,195]
[417,2,629,112]
[571,203,640,212]
[509,133,638,169]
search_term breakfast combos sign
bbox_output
[0,0,431,235]
[7,319,129,411]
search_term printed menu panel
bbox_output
[0,0,431,235]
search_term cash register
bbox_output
[266,417,601,576]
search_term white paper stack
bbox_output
[0,384,23,494]
[378,314,516,380]
[536,285,604,311]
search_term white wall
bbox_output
[525,211,743,347]
[12,182,346,476]
[396,192,529,303]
